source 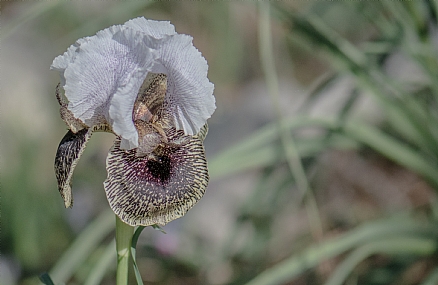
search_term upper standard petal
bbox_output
[52,17,215,149]
[125,18,215,136]
[51,25,159,148]
[124,17,176,38]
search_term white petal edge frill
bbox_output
[126,17,216,136]
[155,34,216,136]
[124,17,176,39]
[51,25,159,149]
[52,17,215,148]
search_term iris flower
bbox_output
[52,17,215,227]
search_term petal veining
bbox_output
[124,17,176,39]
[154,34,216,136]
[51,25,160,148]
[54,128,93,208]
[104,128,209,226]
[55,123,112,208]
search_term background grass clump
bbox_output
[2,1,438,285]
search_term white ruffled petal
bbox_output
[124,17,176,39]
[107,27,160,149]
[52,17,215,148]
[152,34,216,135]
[52,40,86,86]
[125,18,215,135]
[51,25,159,149]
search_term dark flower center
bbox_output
[146,154,171,183]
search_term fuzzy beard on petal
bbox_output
[104,127,209,226]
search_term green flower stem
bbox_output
[115,215,134,285]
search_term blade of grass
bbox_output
[209,115,340,167]
[244,217,438,285]
[131,226,146,285]
[212,114,438,190]
[421,267,438,285]
[429,0,438,24]
[324,237,437,285]
[380,2,438,145]
[209,117,352,178]
[211,133,355,179]
[258,2,312,198]
[49,209,114,284]
[272,3,438,155]
[297,72,339,114]
[39,273,55,285]
[342,120,438,188]
[362,2,438,104]
[1,1,60,41]
[83,240,116,285]
[379,1,424,41]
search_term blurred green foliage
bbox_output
[2,1,438,285]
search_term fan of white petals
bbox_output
[51,17,215,150]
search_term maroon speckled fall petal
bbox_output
[54,122,112,208]
[104,127,209,226]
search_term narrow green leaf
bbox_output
[343,121,438,188]
[49,209,115,284]
[39,272,55,285]
[83,240,116,285]
[131,226,146,285]
[272,3,438,155]
[324,237,437,285]
[421,267,438,285]
[151,224,166,234]
[244,217,438,285]
[208,117,337,178]
[299,72,339,114]
[1,1,60,41]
